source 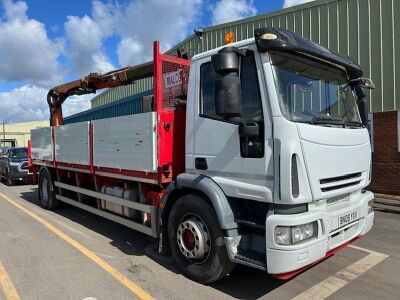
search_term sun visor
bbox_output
[254,27,362,80]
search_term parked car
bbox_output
[0,147,29,185]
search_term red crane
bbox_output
[47,62,153,126]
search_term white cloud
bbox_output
[116,0,203,66]
[0,85,91,123]
[64,1,117,74]
[0,0,63,87]
[63,94,93,117]
[211,0,257,25]
[117,38,144,67]
[0,0,210,123]
[0,85,48,122]
[283,0,315,8]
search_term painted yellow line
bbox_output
[0,192,153,300]
[292,245,389,300]
[0,260,20,300]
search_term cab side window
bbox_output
[199,54,263,121]
[200,62,220,118]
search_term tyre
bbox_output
[38,168,59,210]
[168,194,235,283]
[5,172,13,186]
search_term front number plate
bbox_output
[339,210,358,227]
[332,209,360,230]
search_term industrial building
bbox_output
[67,0,399,196]
[0,120,49,148]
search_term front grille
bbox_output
[20,162,28,171]
[320,172,361,184]
[320,172,362,192]
[326,193,349,206]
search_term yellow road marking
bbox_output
[292,245,389,300]
[0,192,153,300]
[0,260,20,300]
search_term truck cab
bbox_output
[182,27,374,277]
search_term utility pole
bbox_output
[2,121,5,147]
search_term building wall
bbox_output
[369,111,400,195]
[0,120,49,147]
[91,78,153,108]
[91,0,400,113]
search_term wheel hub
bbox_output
[177,217,210,260]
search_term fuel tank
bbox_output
[100,185,141,219]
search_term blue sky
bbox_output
[0,0,311,122]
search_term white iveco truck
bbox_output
[30,27,375,283]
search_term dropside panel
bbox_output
[55,122,90,165]
[31,127,53,161]
[93,112,157,172]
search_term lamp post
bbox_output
[2,121,5,147]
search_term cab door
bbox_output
[192,45,273,202]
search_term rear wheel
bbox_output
[168,194,235,283]
[38,168,59,210]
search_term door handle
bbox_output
[195,157,208,170]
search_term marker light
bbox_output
[225,32,235,44]
[368,199,374,214]
[261,33,278,40]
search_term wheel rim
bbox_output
[41,177,49,204]
[176,215,211,263]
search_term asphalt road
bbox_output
[0,183,399,300]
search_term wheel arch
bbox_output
[161,173,237,231]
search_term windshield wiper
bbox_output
[343,120,363,128]
[310,116,344,125]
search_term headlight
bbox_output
[368,199,374,214]
[275,221,318,245]
[9,161,20,166]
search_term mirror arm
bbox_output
[354,84,368,127]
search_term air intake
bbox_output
[320,172,362,192]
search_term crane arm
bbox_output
[48,62,153,126]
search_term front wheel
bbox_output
[168,194,235,283]
[5,172,14,186]
[38,168,59,210]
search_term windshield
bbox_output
[270,52,362,127]
[10,148,28,158]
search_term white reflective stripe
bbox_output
[292,245,389,300]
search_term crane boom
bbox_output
[47,62,154,126]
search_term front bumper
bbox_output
[8,165,29,180]
[266,191,374,275]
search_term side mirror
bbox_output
[354,84,369,127]
[211,47,244,120]
[357,78,375,90]
[348,78,375,127]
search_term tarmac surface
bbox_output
[0,183,399,300]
